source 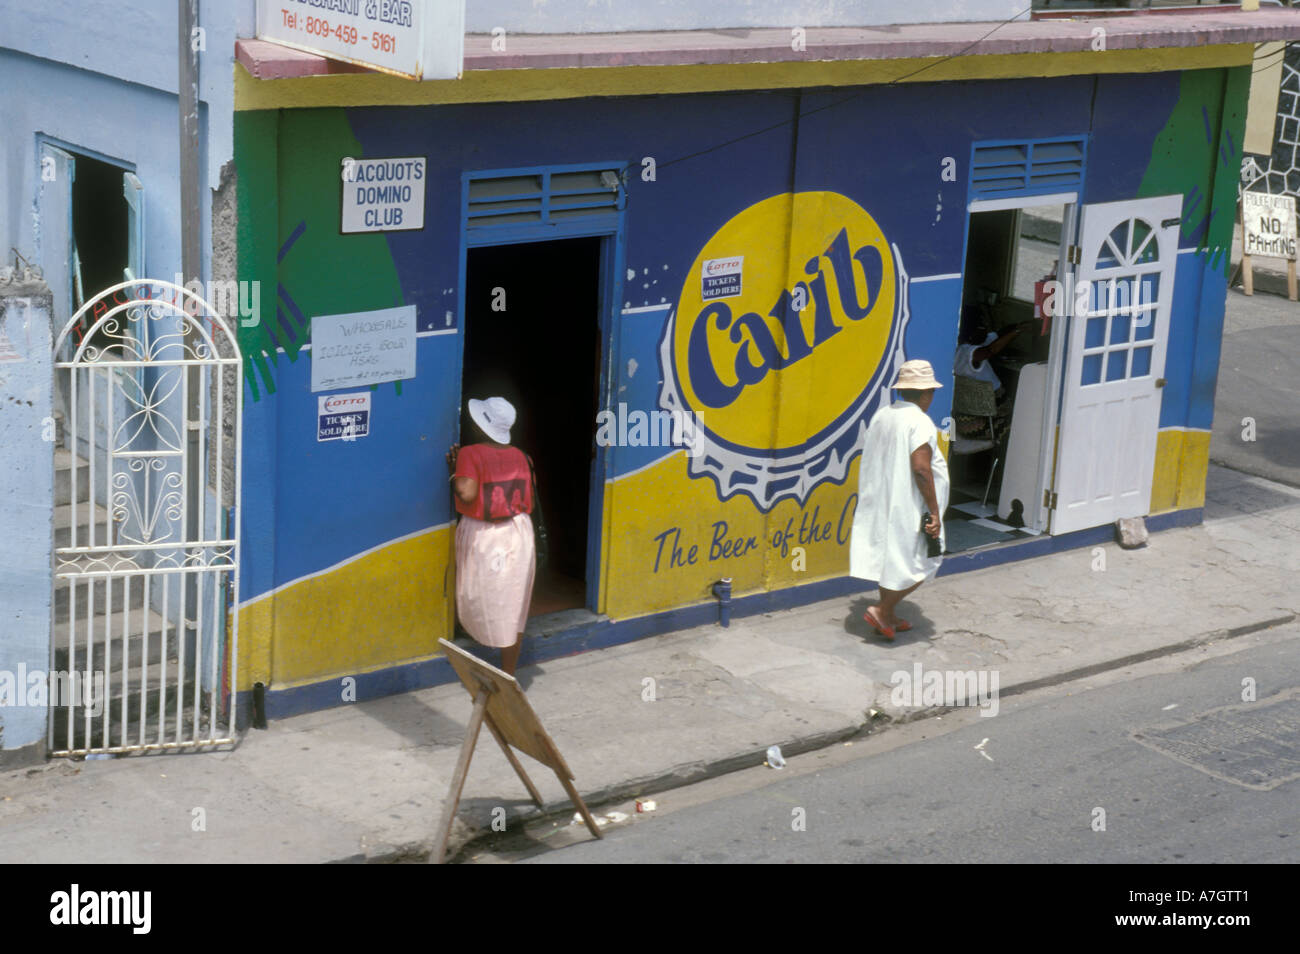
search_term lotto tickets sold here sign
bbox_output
[1243,191,1297,260]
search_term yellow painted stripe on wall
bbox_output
[234,44,1252,110]
[1176,429,1211,510]
[602,451,863,619]
[232,427,1209,692]
[598,483,615,616]
[237,594,274,691]
[1150,428,1211,514]
[1151,428,1184,513]
[234,526,454,690]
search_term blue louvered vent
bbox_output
[466,168,625,238]
[971,137,1086,200]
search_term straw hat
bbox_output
[468,396,516,444]
[892,359,943,390]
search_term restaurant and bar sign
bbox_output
[255,0,465,79]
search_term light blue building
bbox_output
[1,0,246,763]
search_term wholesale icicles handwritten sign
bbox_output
[311,305,416,392]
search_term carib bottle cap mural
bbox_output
[658,191,910,510]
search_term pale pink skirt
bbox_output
[454,513,536,648]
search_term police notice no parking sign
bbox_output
[1242,190,1297,260]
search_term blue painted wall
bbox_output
[237,68,1225,605]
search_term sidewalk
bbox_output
[2,464,1296,863]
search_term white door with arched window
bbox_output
[1051,194,1181,534]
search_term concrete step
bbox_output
[53,573,147,615]
[48,677,223,754]
[52,606,178,674]
[53,502,116,551]
[53,448,91,509]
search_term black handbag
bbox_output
[525,453,550,570]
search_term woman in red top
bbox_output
[446,396,536,675]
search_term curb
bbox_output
[371,612,1297,863]
[1208,455,1300,492]
[1020,211,1061,245]
[1229,271,1295,300]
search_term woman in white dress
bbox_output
[849,360,949,641]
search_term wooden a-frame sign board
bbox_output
[430,639,603,863]
[1237,191,1299,301]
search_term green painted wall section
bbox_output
[234,108,407,400]
[235,109,280,400]
[1139,65,1250,277]
[275,109,407,399]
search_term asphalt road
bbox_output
[1212,287,1300,488]
[475,627,1300,864]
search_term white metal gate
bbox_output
[50,280,242,755]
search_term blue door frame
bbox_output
[456,163,628,612]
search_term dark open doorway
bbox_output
[68,151,130,348]
[462,236,603,616]
[946,206,1060,554]
[71,154,128,303]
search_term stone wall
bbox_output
[210,161,239,511]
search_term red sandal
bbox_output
[863,606,896,641]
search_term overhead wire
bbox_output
[658,7,1034,171]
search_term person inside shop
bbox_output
[850,359,949,641]
[445,396,537,676]
[953,305,1032,442]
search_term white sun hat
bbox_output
[891,359,944,390]
[468,396,516,444]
